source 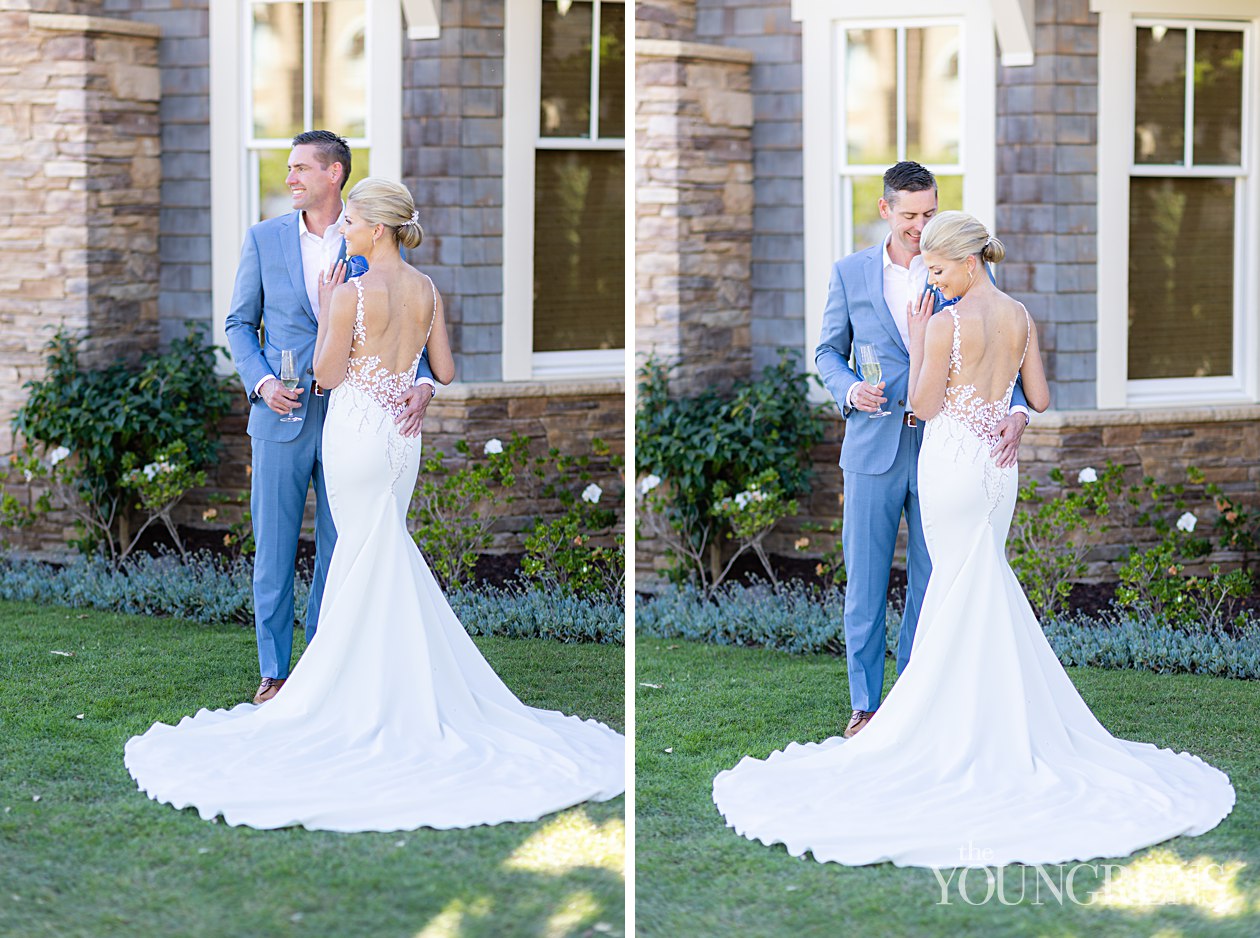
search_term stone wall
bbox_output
[637,406,1260,588]
[0,7,161,442]
[636,36,755,396]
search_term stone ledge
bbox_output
[1034,404,1260,429]
[637,38,755,65]
[29,13,162,39]
[434,377,624,402]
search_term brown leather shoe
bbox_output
[253,677,286,704]
[843,709,874,738]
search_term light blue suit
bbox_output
[815,243,1026,712]
[224,211,433,679]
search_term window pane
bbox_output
[850,173,959,253]
[597,1,625,140]
[906,26,960,164]
[845,28,897,165]
[257,146,369,222]
[1128,177,1233,379]
[313,0,367,138]
[533,150,624,351]
[1134,26,1187,165]
[1193,29,1244,166]
[252,2,305,140]
[540,0,593,138]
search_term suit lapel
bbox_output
[279,212,316,323]
[864,250,909,356]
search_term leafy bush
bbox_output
[449,585,623,644]
[637,581,1260,679]
[3,328,234,563]
[636,353,827,594]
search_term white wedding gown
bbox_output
[712,309,1234,867]
[125,278,625,831]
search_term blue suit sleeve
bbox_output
[815,260,862,417]
[414,348,435,384]
[224,228,271,399]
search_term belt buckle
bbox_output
[313,381,324,397]
[905,412,917,428]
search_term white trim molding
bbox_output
[793,1,998,389]
[991,0,1034,67]
[1093,0,1260,408]
[400,0,440,40]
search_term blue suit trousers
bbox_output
[841,420,932,712]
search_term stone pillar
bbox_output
[635,38,754,397]
[635,0,696,41]
[0,8,162,455]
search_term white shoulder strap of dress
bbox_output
[948,307,963,375]
[350,275,366,343]
[423,274,437,345]
[1018,305,1031,370]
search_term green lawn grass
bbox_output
[636,638,1259,938]
[0,601,625,938]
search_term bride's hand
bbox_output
[318,259,346,318]
[907,287,933,338]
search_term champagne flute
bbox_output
[857,344,890,419]
[279,350,302,424]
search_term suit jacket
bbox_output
[225,211,434,442]
[815,243,1026,475]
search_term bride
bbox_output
[125,178,625,831]
[712,211,1234,867]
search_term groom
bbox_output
[815,161,1029,737]
[225,130,436,704]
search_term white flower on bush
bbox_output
[48,446,70,467]
[733,488,765,510]
[483,438,503,455]
[1078,467,1098,484]
[638,473,662,496]
[23,469,33,483]
[581,483,602,504]
[1176,511,1197,533]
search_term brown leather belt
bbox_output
[903,412,917,428]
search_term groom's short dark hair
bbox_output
[883,161,937,203]
[292,130,352,190]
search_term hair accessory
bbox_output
[409,209,420,225]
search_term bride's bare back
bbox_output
[948,293,1030,404]
[349,266,436,376]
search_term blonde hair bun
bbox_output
[346,177,424,249]
[920,210,1003,264]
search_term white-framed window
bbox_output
[503,0,626,381]
[1096,1,1259,407]
[793,1,997,382]
[210,0,401,359]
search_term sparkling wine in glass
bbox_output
[857,344,890,419]
[279,349,302,423]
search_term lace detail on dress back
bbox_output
[940,307,1031,446]
[341,275,434,420]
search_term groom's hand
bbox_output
[394,384,435,439]
[260,377,303,416]
[851,381,887,413]
[991,413,1027,468]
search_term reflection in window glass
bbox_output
[253,3,304,140]
[1193,30,1243,166]
[1128,177,1233,378]
[533,151,625,351]
[597,2,625,140]
[540,0,593,138]
[1134,26,1187,164]
[906,26,960,164]
[313,0,367,138]
[846,29,897,166]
